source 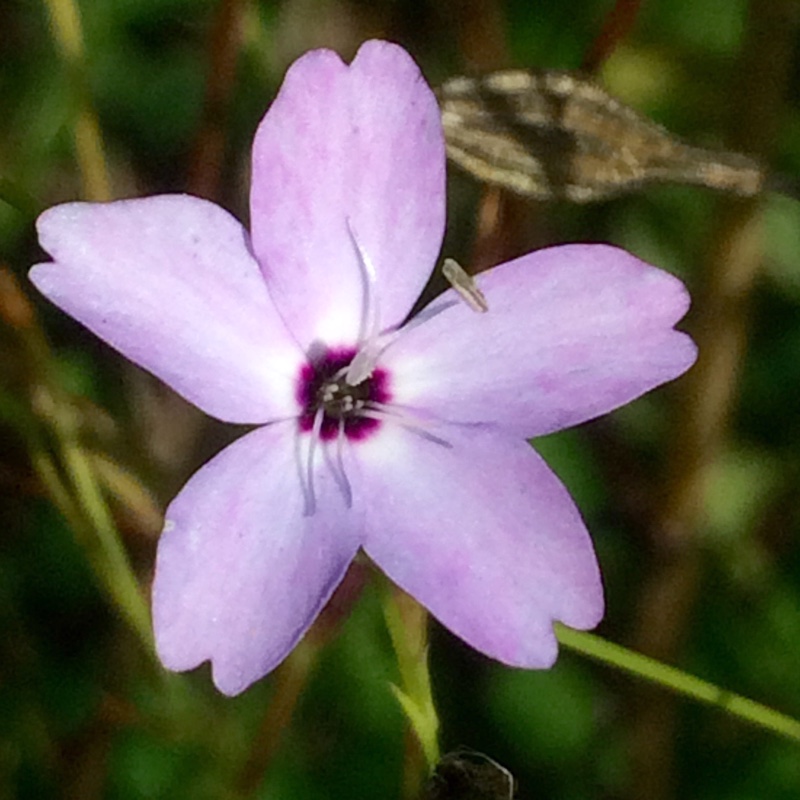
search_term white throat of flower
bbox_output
[302,221,382,517]
[301,222,457,517]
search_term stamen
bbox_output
[373,297,460,361]
[304,406,325,516]
[333,417,353,507]
[443,258,489,312]
[345,220,382,385]
[358,402,453,448]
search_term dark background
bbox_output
[2,1,800,798]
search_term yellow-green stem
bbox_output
[557,625,800,743]
[31,386,152,648]
[3,268,151,649]
[43,0,112,201]
[31,426,152,650]
[60,432,153,646]
[383,587,440,774]
[25,334,152,651]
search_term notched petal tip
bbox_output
[471,580,603,671]
[28,195,303,424]
[361,426,605,672]
[155,631,270,698]
[653,266,694,329]
[152,424,363,697]
[383,242,698,436]
[673,328,700,372]
[33,202,97,276]
[249,38,445,349]
[211,664,255,698]
[35,200,88,242]
[560,589,605,633]
[278,46,348,94]
[28,261,53,292]
[351,38,426,81]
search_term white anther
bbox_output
[443,258,489,313]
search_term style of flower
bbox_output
[30,40,697,696]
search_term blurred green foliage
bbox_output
[2,1,800,798]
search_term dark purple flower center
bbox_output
[296,347,390,441]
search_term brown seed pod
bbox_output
[438,69,766,202]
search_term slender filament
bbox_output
[345,221,383,385]
[304,406,325,516]
[359,403,453,448]
[333,418,353,508]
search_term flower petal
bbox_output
[250,40,446,350]
[382,244,697,436]
[359,423,603,667]
[153,422,363,695]
[31,196,303,424]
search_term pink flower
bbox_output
[30,41,696,695]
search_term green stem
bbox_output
[60,427,153,646]
[557,625,800,743]
[32,384,153,649]
[20,311,153,650]
[382,587,440,775]
[3,269,151,649]
[43,0,112,201]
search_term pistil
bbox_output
[345,220,382,385]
